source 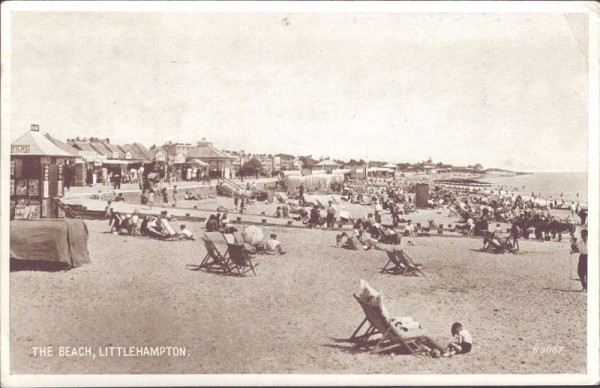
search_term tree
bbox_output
[240,158,263,176]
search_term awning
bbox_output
[187,159,209,166]
[102,160,130,165]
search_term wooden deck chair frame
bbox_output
[226,243,258,276]
[200,235,233,274]
[350,294,429,355]
[381,250,408,275]
[393,249,426,277]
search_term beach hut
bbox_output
[11,125,76,219]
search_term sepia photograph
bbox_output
[1,1,599,386]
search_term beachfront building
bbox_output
[276,154,295,171]
[68,140,105,163]
[11,125,77,219]
[315,159,341,172]
[161,142,194,158]
[186,140,236,179]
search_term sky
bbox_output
[8,11,589,172]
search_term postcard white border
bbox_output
[1,1,599,387]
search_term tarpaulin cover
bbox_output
[10,219,91,268]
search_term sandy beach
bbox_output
[10,212,586,374]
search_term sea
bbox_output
[481,172,588,204]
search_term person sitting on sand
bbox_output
[205,214,219,232]
[178,224,195,240]
[336,231,363,250]
[114,193,125,202]
[275,206,282,218]
[309,205,321,227]
[184,191,199,201]
[220,213,230,229]
[445,322,473,356]
[405,220,417,237]
[118,214,133,235]
[265,233,286,255]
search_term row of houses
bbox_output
[34,125,484,181]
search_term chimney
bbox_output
[31,124,40,132]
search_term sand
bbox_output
[10,213,586,374]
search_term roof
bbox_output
[382,163,398,169]
[129,143,153,161]
[69,141,97,153]
[187,144,235,160]
[188,158,209,166]
[11,130,74,157]
[89,142,113,158]
[44,133,79,156]
[316,159,339,166]
[102,143,126,159]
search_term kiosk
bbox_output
[10,125,76,220]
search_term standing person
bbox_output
[86,165,94,187]
[161,187,169,206]
[148,187,155,209]
[578,208,588,226]
[509,220,521,251]
[240,197,245,214]
[374,200,383,223]
[234,196,239,212]
[130,210,140,236]
[101,166,108,186]
[138,165,145,189]
[299,182,304,199]
[113,167,121,190]
[570,202,576,217]
[172,185,178,207]
[572,229,588,292]
[326,201,336,228]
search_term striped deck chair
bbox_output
[381,250,408,275]
[227,243,258,276]
[200,234,234,275]
[347,294,430,355]
[392,249,425,276]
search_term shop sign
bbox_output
[11,145,30,153]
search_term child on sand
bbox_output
[265,233,286,255]
[178,224,195,240]
[445,322,473,356]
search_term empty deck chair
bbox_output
[381,249,408,275]
[392,249,425,276]
[227,243,258,276]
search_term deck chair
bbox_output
[200,235,233,274]
[348,294,430,355]
[227,243,258,276]
[392,249,426,276]
[159,217,178,238]
[381,250,408,275]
